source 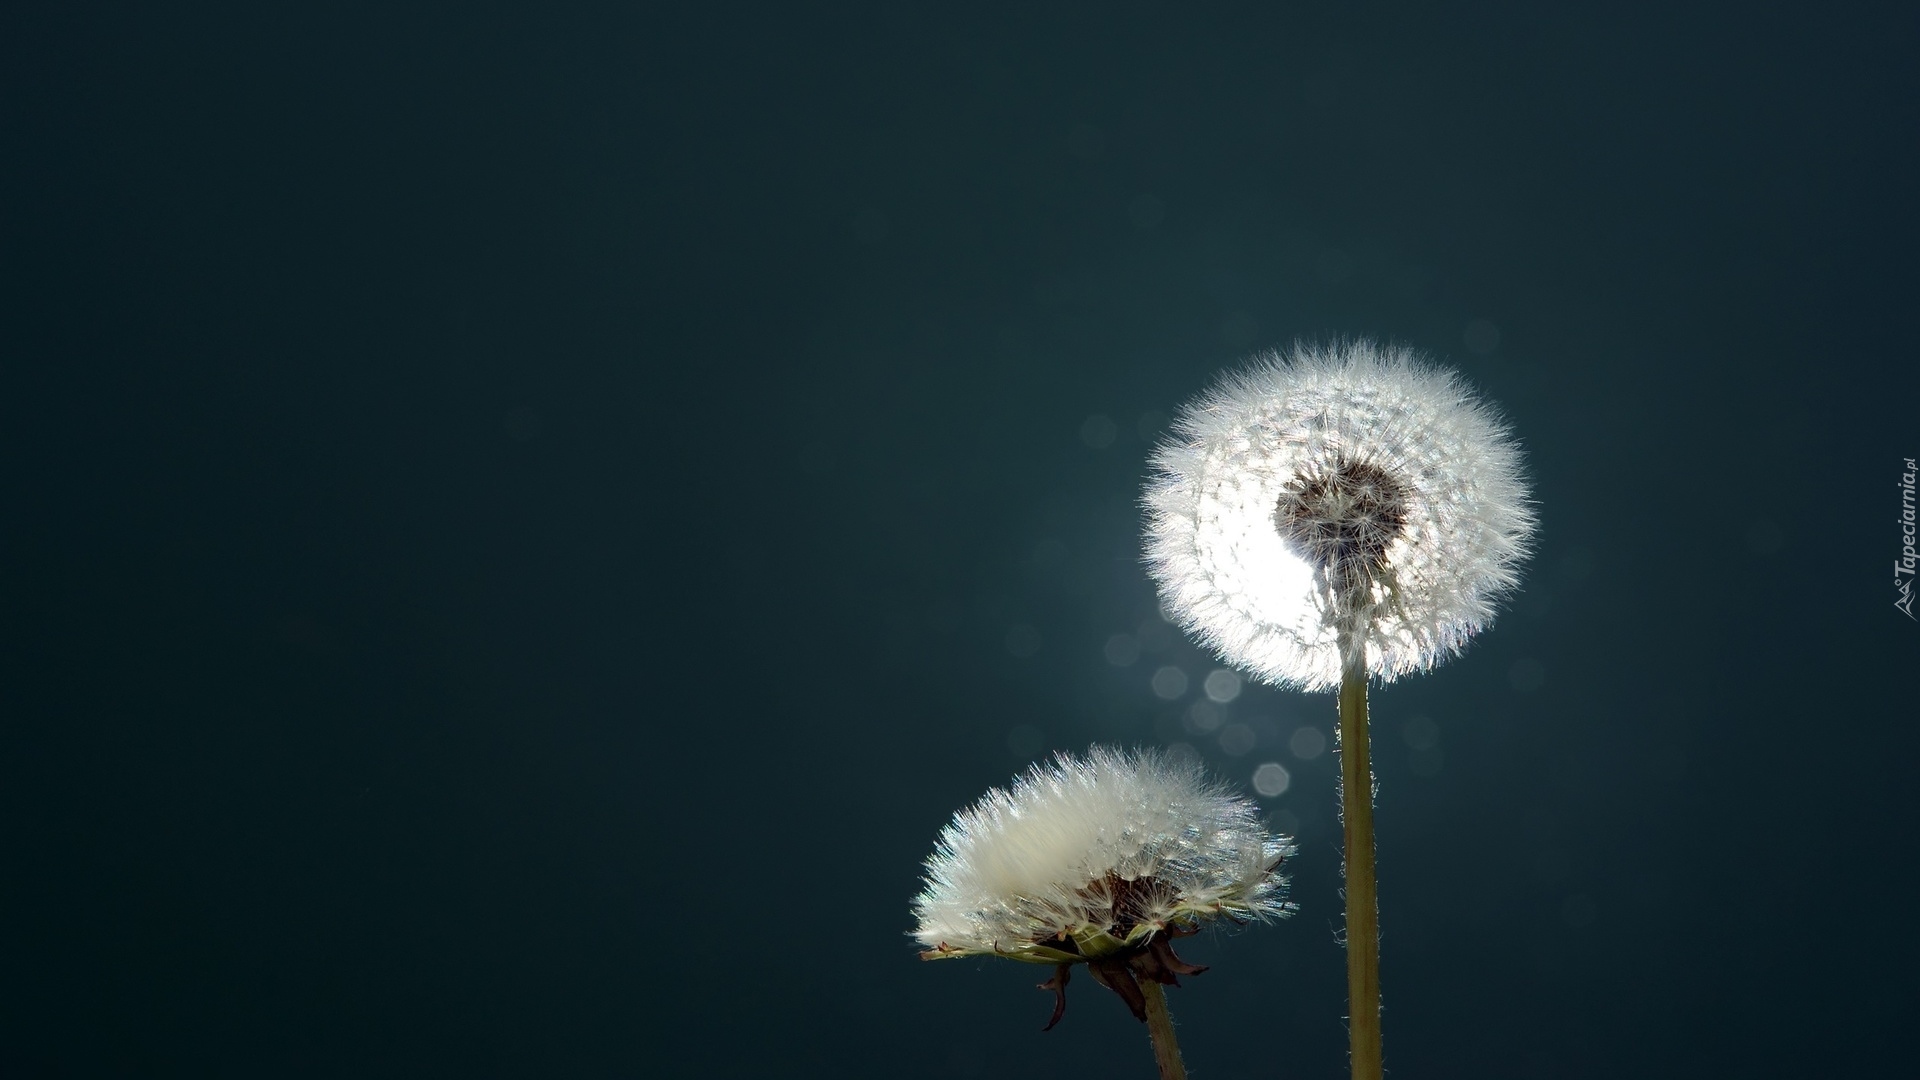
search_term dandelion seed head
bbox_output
[1143,340,1535,689]
[912,746,1295,965]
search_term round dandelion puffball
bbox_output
[1144,341,1535,690]
[912,746,1295,965]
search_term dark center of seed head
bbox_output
[1271,456,1412,575]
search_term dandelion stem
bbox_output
[1139,979,1188,1080]
[1338,641,1383,1080]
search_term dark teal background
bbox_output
[6,3,1915,1077]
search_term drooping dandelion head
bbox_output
[912,747,1294,1027]
[1144,340,1535,690]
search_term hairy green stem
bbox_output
[1140,979,1188,1080]
[1338,644,1383,1080]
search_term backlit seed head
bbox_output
[1143,341,1535,689]
[912,747,1295,1026]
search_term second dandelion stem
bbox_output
[1338,646,1383,1080]
[1139,979,1188,1080]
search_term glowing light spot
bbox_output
[1252,762,1291,797]
[1203,669,1242,704]
[1151,665,1188,700]
[1184,700,1223,734]
[1288,726,1326,761]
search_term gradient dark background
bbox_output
[6,3,1916,1077]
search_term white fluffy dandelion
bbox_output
[913,746,1293,1052]
[1141,340,1535,1080]
[1143,340,1534,689]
